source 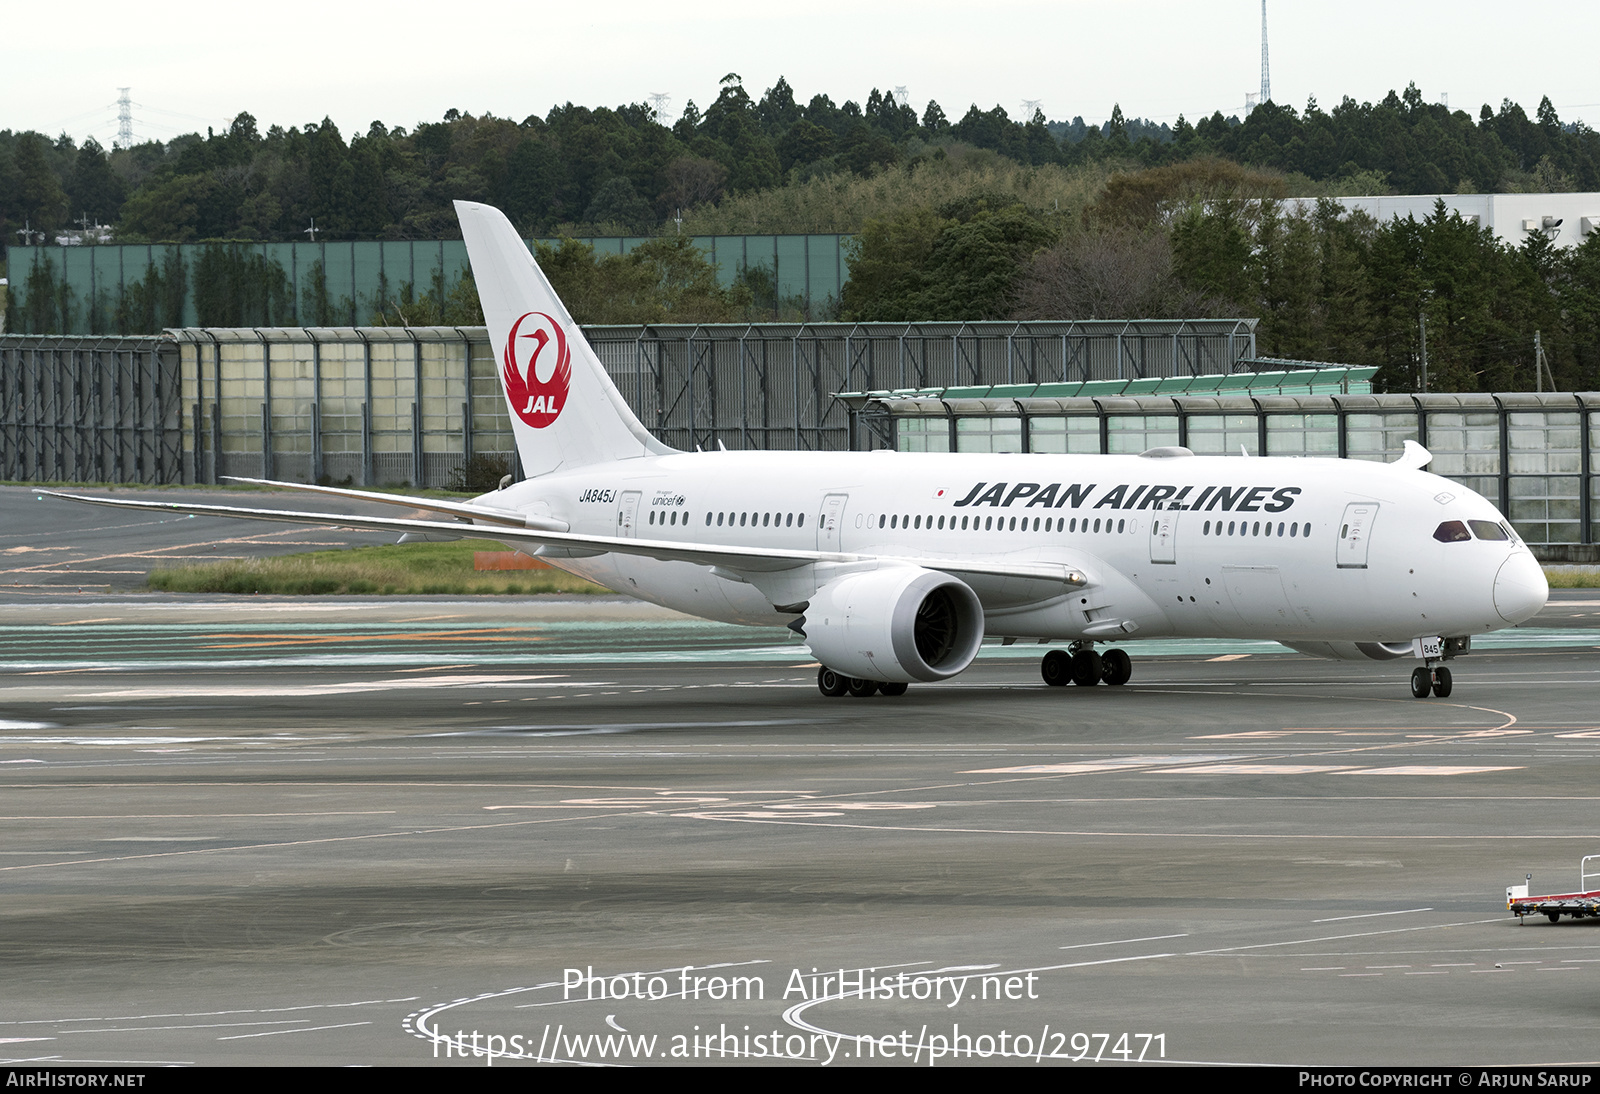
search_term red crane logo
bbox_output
[502,311,571,429]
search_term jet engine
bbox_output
[800,567,985,683]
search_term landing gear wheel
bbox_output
[1431,666,1453,698]
[879,682,908,697]
[846,677,879,698]
[1071,649,1103,686]
[1041,649,1071,687]
[1100,648,1133,686]
[818,667,848,697]
[1410,666,1432,699]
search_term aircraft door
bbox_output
[1149,510,1178,564]
[617,491,643,538]
[817,494,848,551]
[1336,502,1378,569]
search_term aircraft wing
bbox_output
[40,490,1089,588]
[219,476,551,529]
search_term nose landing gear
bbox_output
[1410,664,1454,698]
[1409,636,1468,698]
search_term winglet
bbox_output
[1394,439,1433,471]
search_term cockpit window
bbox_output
[1469,520,1509,541]
[1433,520,1471,543]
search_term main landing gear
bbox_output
[1410,664,1453,699]
[817,667,908,698]
[1041,643,1132,688]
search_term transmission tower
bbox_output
[647,92,672,122]
[1259,1,1270,105]
[893,85,909,107]
[1021,98,1043,119]
[116,87,134,147]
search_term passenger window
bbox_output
[1433,520,1471,543]
[1469,520,1508,541]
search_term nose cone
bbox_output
[1493,552,1549,624]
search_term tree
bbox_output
[14,133,66,232]
[657,157,727,214]
[841,199,1056,321]
[1015,228,1219,319]
[527,237,737,324]
[67,138,124,226]
[580,176,653,232]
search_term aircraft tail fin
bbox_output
[455,200,672,478]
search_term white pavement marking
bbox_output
[1314,908,1432,923]
[1060,933,1189,950]
[217,1021,374,1040]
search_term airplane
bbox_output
[44,200,1549,701]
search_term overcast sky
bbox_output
[12,0,1596,147]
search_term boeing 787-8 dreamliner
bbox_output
[48,201,1549,700]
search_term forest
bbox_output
[4,75,1600,392]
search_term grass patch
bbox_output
[147,539,609,596]
[1545,566,1600,589]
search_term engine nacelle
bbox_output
[801,567,985,683]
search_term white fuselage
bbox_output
[489,449,1546,645]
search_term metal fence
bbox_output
[597,319,1259,451]
[0,336,184,484]
[6,326,1599,551]
[3,320,1260,486]
[5,234,852,335]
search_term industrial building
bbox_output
[1301,193,1600,250]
